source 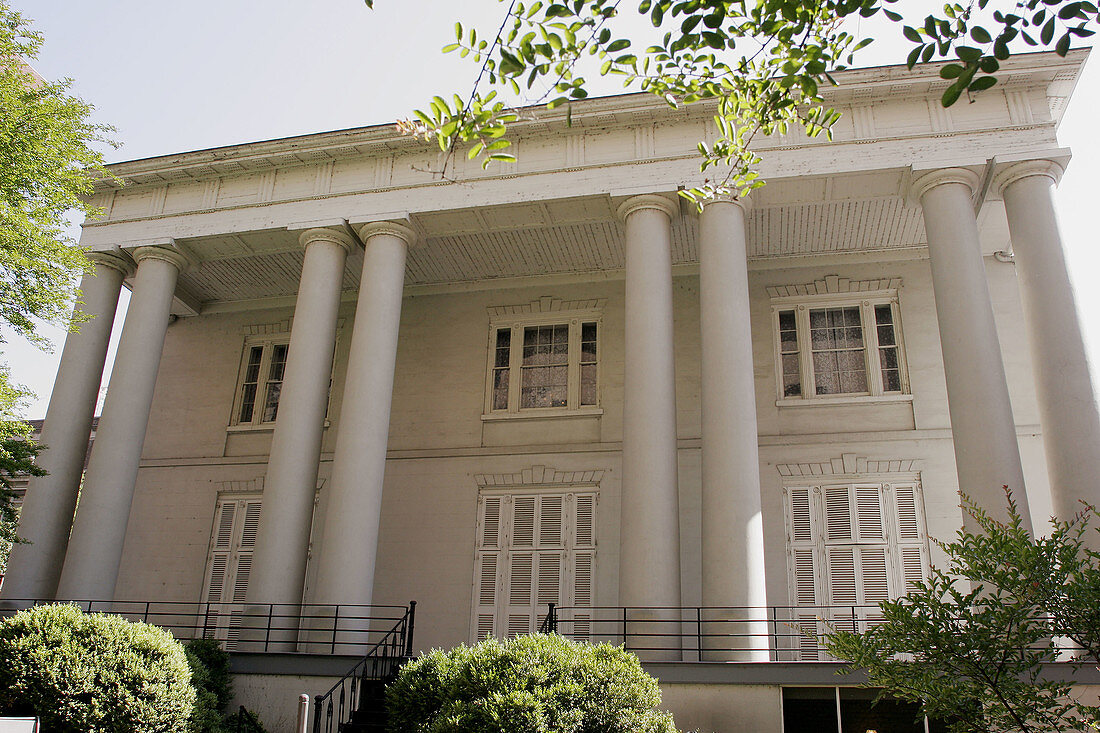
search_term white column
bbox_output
[244,228,354,639]
[914,169,1031,531]
[996,160,1100,522]
[55,245,188,600]
[1,253,130,601]
[311,221,413,623]
[617,195,682,659]
[698,198,768,661]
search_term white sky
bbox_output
[6,0,1099,417]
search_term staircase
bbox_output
[313,601,416,733]
[338,676,396,732]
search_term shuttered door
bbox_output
[785,480,929,660]
[201,496,261,649]
[472,491,597,641]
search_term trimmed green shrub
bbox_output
[386,633,678,733]
[184,638,266,733]
[0,603,195,732]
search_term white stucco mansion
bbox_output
[4,50,1099,731]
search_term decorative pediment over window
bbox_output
[215,477,265,494]
[241,319,291,336]
[487,296,606,318]
[475,465,605,488]
[766,275,903,299]
[777,453,921,477]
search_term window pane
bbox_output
[238,383,258,423]
[262,382,282,422]
[783,376,802,397]
[580,364,597,405]
[779,310,797,331]
[238,346,263,423]
[810,307,867,396]
[581,322,597,343]
[262,344,289,422]
[493,368,509,410]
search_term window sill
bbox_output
[481,408,603,422]
[226,419,331,433]
[775,394,913,408]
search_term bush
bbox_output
[0,603,195,732]
[184,638,266,733]
[386,633,678,733]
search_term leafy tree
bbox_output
[0,1,114,558]
[823,493,1100,733]
[386,633,678,733]
[368,0,1096,200]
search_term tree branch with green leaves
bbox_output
[366,0,1096,203]
[823,493,1100,733]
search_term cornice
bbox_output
[92,50,1086,192]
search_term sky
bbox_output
[6,0,1099,417]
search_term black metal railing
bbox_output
[540,604,890,661]
[312,600,416,733]
[0,599,411,654]
[232,705,264,733]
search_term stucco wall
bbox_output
[114,248,1052,653]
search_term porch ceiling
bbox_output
[173,171,931,307]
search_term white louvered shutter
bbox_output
[892,483,929,592]
[786,487,823,660]
[474,496,503,640]
[472,490,597,642]
[201,496,262,648]
[571,493,596,639]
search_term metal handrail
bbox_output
[312,600,416,733]
[0,598,409,654]
[540,603,902,661]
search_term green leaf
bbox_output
[956,45,982,62]
[1041,16,1056,43]
[942,79,964,106]
[906,45,923,68]
[940,63,964,78]
[971,26,992,43]
[606,39,630,52]
[1056,32,1072,54]
[968,76,997,92]
[903,25,923,42]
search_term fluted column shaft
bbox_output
[916,169,1030,530]
[2,253,130,601]
[699,199,768,660]
[998,161,1100,521]
[618,195,682,614]
[246,229,354,617]
[56,246,187,600]
[311,221,413,608]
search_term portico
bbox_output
[3,54,1096,685]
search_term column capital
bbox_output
[617,194,679,222]
[132,244,191,271]
[357,220,419,247]
[298,227,357,254]
[911,167,982,201]
[993,159,1064,195]
[86,250,135,277]
[701,194,751,215]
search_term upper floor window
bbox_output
[486,313,600,415]
[232,338,289,427]
[772,290,907,404]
